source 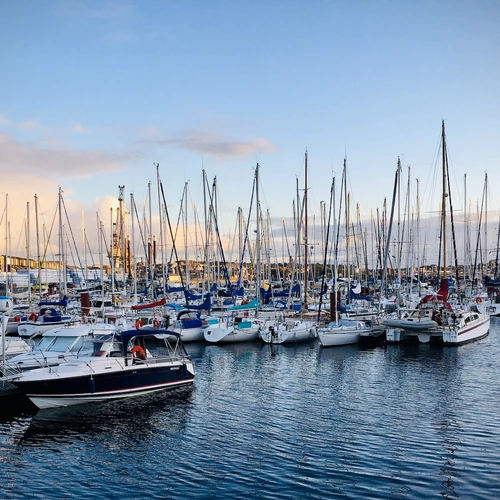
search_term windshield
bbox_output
[33,336,56,352]
[78,334,118,357]
[34,335,83,353]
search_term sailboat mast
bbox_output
[442,120,447,279]
[255,164,261,304]
[343,158,349,304]
[304,150,308,310]
[184,182,190,288]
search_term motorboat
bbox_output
[4,323,118,373]
[9,328,195,409]
[18,309,80,339]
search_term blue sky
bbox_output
[1,0,499,262]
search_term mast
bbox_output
[343,158,349,304]
[156,165,165,296]
[34,194,41,302]
[304,150,308,310]
[184,182,190,288]
[26,202,31,304]
[441,120,447,279]
[255,164,261,305]
[130,193,137,303]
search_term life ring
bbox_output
[476,297,482,303]
[135,319,143,329]
[131,346,146,359]
[153,318,160,328]
[29,312,38,321]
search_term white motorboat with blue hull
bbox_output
[10,328,195,409]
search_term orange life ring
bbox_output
[153,318,160,328]
[135,319,143,329]
[476,297,482,303]
[29,312,38,321]
[131,345,146,358]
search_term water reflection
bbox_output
[17,385,195,448]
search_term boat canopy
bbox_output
[118,328,181,346]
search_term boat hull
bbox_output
[442,315,490,345]
[260,320,317,344]
[204,324,261,343]
[318,330,360,347]
[11,360,195,409]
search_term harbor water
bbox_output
[1,318,500,499]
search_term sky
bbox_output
[1,0,499,265]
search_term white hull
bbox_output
[318,330,360,347]
[18,318,80,338]
[29,380,193,410]
[318,318,380,347]
[260,320,316,344]
[442,314,490,345]
[204,320,261,343]
[475,300,500,317]
[175,327,205,342]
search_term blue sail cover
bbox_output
[349,289,372,301]
[485,275,500,287]
[39,295,68,307]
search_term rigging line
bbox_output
[131,196,156,299]
[159,181,189,305]
[445,151,461,288]
[164,186,186,282]
[61,196,87,289]
[471,178,487,283]
[282,218,292,262]
[235,171,256,291]
[204,174,232,290]
[317,177,335,323]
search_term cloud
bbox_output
[149,131,279,159]
[0,132,130,178]
[73,123,86,133]
[0,113,11,128]
[17,120,47,133]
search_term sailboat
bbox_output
[317,160,383,347]
[436,122,490,345]
[260,151,317,344]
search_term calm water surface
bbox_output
[1,317,500,499]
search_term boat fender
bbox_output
[29,312,38,321]
[135,319,143,329]
[89,377,95,394]
[476,297,482,303]
[153,318,160,328]
[14,315,21,322]
[131,345,146,359]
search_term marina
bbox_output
[1,317,499,499]
[2,2,500,498]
